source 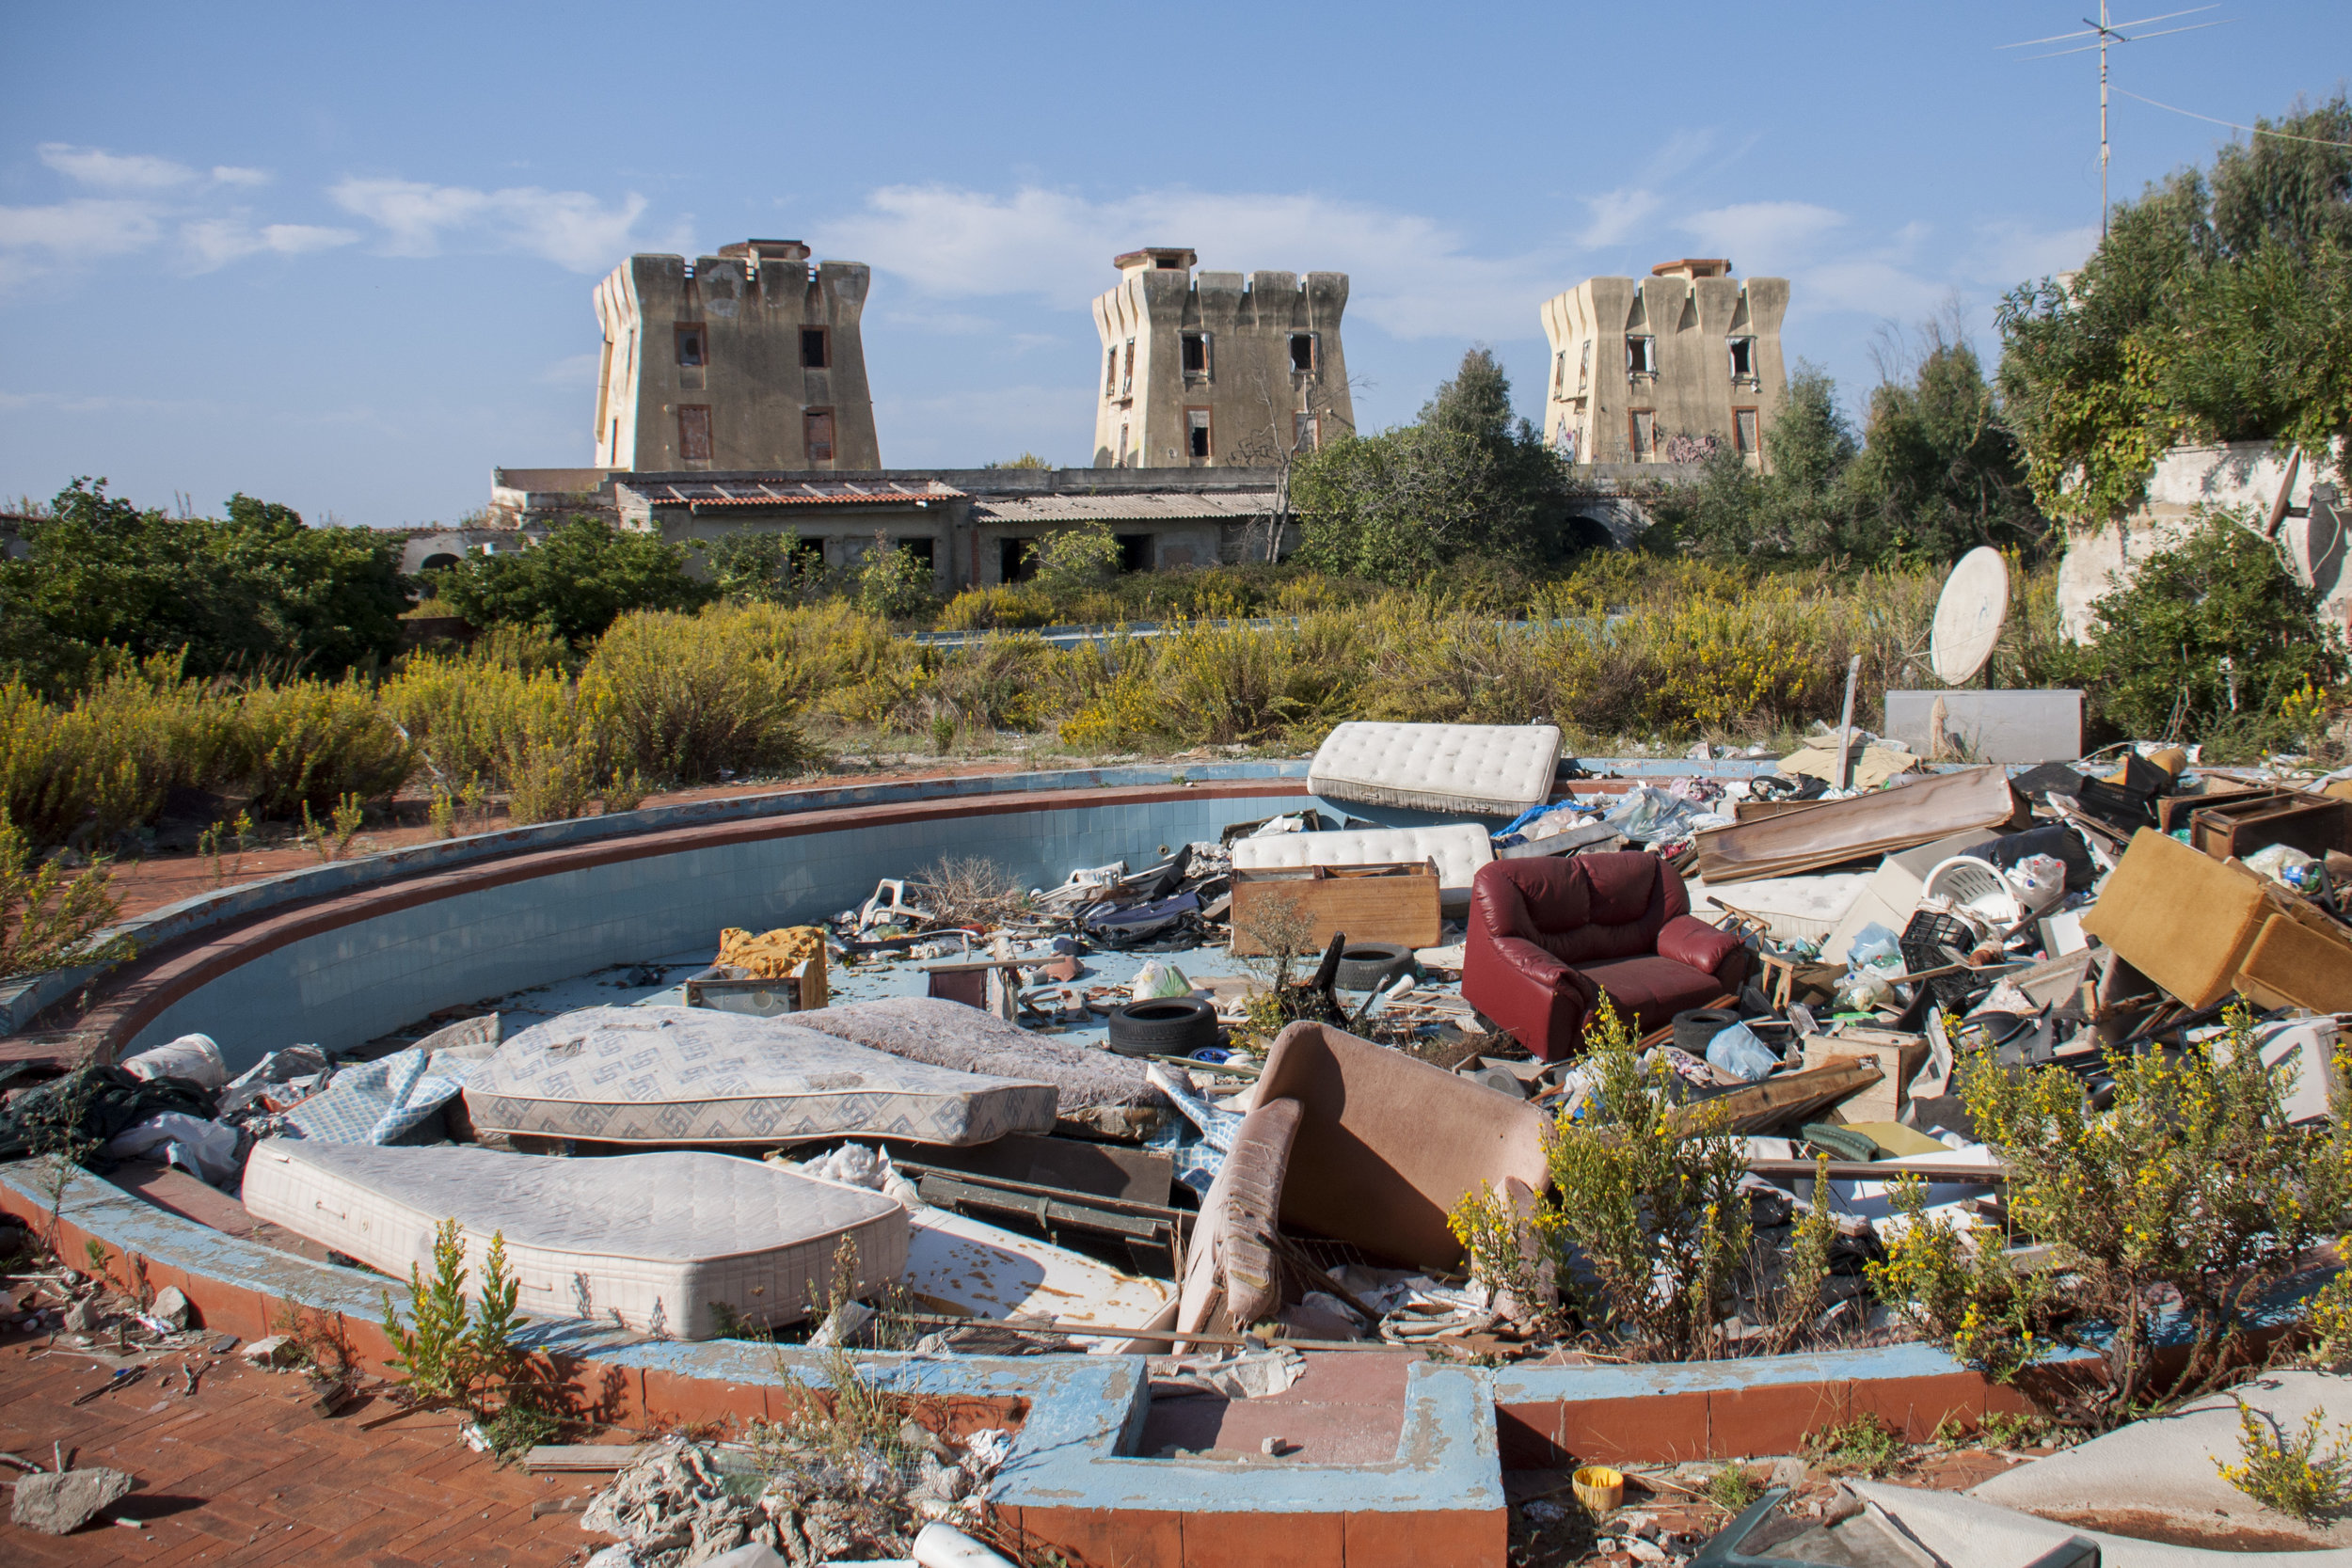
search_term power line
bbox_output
[2112,87,2352,149]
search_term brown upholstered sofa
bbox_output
[1461,852,1751,1062]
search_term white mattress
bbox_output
[1309,721,1561,816]
[462,1006,1057,1148]
[1688,872,1867,945]
[1231,822,1494,903]
[241,1140,908,1340]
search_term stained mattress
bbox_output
[1230,822,1495,903]
[1309,721,1561,817]
[241,1140,908,1340]
[461,1006,1057,1148]
[788,996,1171,1122]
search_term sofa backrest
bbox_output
[1470,853,1688,964]
[1255,1021,1551,1272]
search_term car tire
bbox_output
[1331,942,1415,992]
[1672,1007,1740,1055]
[1106,997,1220,1057]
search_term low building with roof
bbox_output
[612,467,1282,591]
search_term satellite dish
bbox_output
[1931,546,2010,686]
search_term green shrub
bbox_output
[1869,1004,2352,1431]
[935,584,1058,631]
[2067,513,2345,749]
[381,1219,530,1414]
[1446,995,1752,1359]
[0,815,134,980]
[380,651,580,791]
[236,676,414,818]
[580,608,809,784]
[1025,523,1122,597]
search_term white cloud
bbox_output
[0,198,164,259]
[39,142,200,191]
[182,217,359,270]
[211,166,272,187]
[327,177,652,271]
[1579,188,1666,248]
[815,183,1561,341]
[538,351,604,387]
[1677,200,1847,268]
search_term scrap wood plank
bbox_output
[1694,766,2024,883]
[1746,1158,2008,1183]
[1672,1062,1881,1135]
[526,1444,648,1472]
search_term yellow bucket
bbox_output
[1572,1464,1625,1515]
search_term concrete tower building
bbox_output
[1539,259,1789,469]
[593,239,880,472]
[1090,247,1353,469]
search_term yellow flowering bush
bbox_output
[1868,1005,2352,1430]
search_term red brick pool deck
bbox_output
[2,1336,594,1565]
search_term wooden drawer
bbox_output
[1229,861,1442,955]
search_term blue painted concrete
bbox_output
[123,780,1313,1069]
[3,1158,1495,1515]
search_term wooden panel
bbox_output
[1229,863,1441,954]
[2190,792,2352,862]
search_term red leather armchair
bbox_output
[1462,853,1751,1062]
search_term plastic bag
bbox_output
[1130,960,1194,1001]
[1846,923,1902,973]
[120,1034,229,1092]
[2245,843,2316,887]
[1705,1022,1778,1084]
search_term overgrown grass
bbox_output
[0,554,2336,850]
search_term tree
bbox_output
[694,528,807,604]
[1218,355,1361,563]
[1647,363,1857,561]
[432,515,711,645]
[0,479,406,691]
[1291,348,1577,583]
[1997,94,2352,527]
[1024,523,1121,597]
[1846,321,2046,562]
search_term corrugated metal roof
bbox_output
[969,490,1278,523]
[620,480,965,508]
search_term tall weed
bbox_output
[580,608,810,784]
[0,657,239,845]
[237,676,413,818]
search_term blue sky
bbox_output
[1,2,2337,529]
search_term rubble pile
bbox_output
[576,1427,1011,1568]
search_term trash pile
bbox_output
[575,1428,1014,1568]
[11,720,2349,1387]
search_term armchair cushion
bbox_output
[1657,913,1747,977]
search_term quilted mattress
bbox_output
[461,1006,1057,1148]
[1309,721,1561,816]
[1231,821,1495,903]
[241,1140,908,1340]
[789,996,1170,1137]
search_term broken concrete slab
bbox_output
[1971,1370,2352,1552]
[10,1465,135,1534]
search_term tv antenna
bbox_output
[1999,4,2232,241]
